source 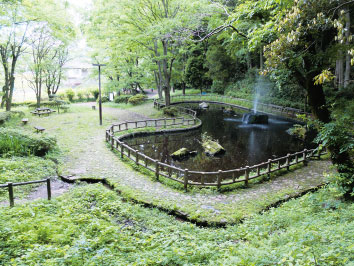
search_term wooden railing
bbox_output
[0,178,52,207]
[155,94,310,119]
[106,104,326,191]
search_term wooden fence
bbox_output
[0,178,52,207]
[106,104,326,191]
[155,94,310,119]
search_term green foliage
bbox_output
[0,128,56,157]
[114,95,131,104]
[0,156,57,201]
[162,106,178,117]
[65,89,75,102]
[128,94,146,105]
[0,112,12,125]
[0,185,352,265]
[97,96,109,103]
[91,89,99,100]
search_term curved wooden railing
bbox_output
[106,101,325,191]
[154,94,311,119]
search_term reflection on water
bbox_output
[125,106,312,172]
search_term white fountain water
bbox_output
[253,75,265,114]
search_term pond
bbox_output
[125,104,313,173]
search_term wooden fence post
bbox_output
[267,159,272,179]
[217,170,222,190]
[184,169,189,192]
[8,182,14,207]
[245,166,249,187]
[135,150,139,165]
[155,160,160,180]
[47,178,51,200]
[303,149,308,166]
[286,154,290,171]
[120,144,124,158]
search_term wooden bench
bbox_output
[34,126,45,133]
[31,108,56,117]
[21,118,29,125]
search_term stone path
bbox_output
[29,102,331,224]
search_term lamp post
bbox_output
[93,63,106,125]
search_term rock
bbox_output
[223,108,235,114]
[242,113,268,124]
[202,140,225,156]
[171,148,197,160]
[199,102,209,109]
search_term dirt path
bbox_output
[28,102,331,224]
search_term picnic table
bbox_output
[30,108,56,117]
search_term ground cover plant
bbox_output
[0,128,56,157]
[0,184,353,265]
[0,156,57,202]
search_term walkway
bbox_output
[30,102,331,224]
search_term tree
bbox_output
[44,45,68,97]
[86,0,218,106]
[0,1,30,110]
[263,0,354,198]
[26,26,56,107]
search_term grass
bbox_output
[0,103,329,225]
[0,156,57,202]
[0,184,353,265]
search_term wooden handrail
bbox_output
[0,178,52,207]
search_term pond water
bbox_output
[125,104,313,172]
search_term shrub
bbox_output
[92,89,99,100]
[77,91,84,101]
[114,95,131,104]
[97,96,109,103]
[128,94,146,105]
[0,112,12,125]
[66,89,75,102]
[163,107,178,117]
[0,128,56,157]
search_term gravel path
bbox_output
[28,102,331,223]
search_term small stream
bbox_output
[125,104,313,172]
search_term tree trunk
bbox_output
[259,47,264,71]
[335,56,344,89]
[182,82,186,95]
[161,40,171,106]
[307,75,354,199]
[344,7,351,88]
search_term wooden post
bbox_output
[135,150,139,165]
[155,120,157,127]
[155,160,159,180]
[295,153,299,163]
[317,147,321,159]
[126,122,128,130]
[120,144,124,158]
[267,159,272,179]
[184,169,189,192]
[277,160,281,170]
[303,149,308,166]
[164,119,166,128]
[128,148,131,158]
[119,124,121,131]
[217,170,222,190]
[47,178,51,200]
[286,154,290,171]
[145,156,148,167]
[257,166,260,176]
[8,182,14,207]
[135,122,138,128]
[245,166,249,187]
[111,136,114,150]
